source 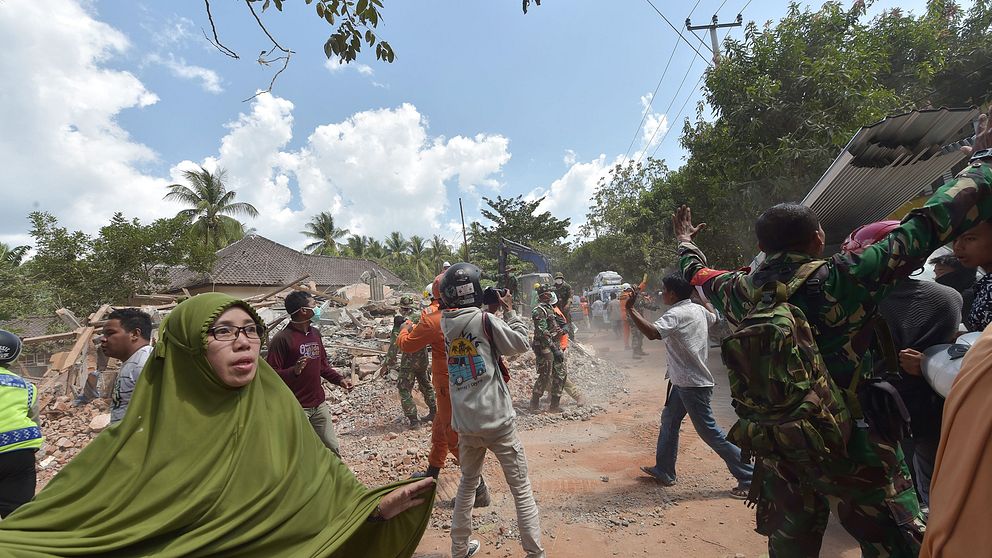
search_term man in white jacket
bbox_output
[439,263,545,558]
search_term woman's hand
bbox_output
[375,477,435,520]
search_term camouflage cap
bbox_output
[399,295,415,307]
[554,272,564,279]
[535,283,554,294]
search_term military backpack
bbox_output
[721,261,855,466]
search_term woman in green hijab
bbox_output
[0,293,435,557]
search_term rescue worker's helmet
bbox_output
[399,295,415,308]
[432,274,443,301]
[440,263,484,308]
[0,329,22,365]
[554,272,564,279]
[841,220,900,255]
[535,283,554,294]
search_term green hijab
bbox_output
[0,293,434,557]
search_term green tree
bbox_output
[164,166,259,250]
[0,243,28,269]
[366,238,386,260]
[472,195,571,262]
[384,231,409,266]
[302,211,349,255]
[342,234,368,257]
[406,235,430,283]
[427,234,452,274]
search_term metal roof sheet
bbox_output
[802,107,978,244]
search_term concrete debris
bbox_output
[32,300,624,517]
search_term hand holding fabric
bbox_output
[377,477,435,520]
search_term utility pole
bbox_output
[686,13,742,66]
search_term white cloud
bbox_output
[325,58,374,76]
[525,154,616,239]
[177,98,511,249]
[638,92,669,154]
[146,53,223,93]
[0,0,176,241]
[563,149,577,166]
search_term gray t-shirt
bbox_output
[653,299,717,388]
[111,344,152,423]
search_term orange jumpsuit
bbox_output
[619,291,631,348]
[397,308,458,469]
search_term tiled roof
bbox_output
[164,235,403,291]
[0,315,70,338]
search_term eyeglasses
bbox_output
[207,324,262,341]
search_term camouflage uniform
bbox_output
[554,277,574,337]
[630,295,658,356]
[531,300,566,400]
[678,161,992,557]
[384,304,437,423]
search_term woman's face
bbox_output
[953,221,992,270]
[205,307,261,388]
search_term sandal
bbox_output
[729,485,749,500]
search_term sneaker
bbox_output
[464,539,481,557]
[729,485,750,500]
[640,466,675,486]
[473,478,491,508]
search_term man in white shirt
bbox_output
[101,309,153,424]
[626,273,752,498]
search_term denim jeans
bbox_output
[655,385,753,485]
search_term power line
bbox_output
[649,72,707,160]
[636,57,700,166]
[622,45,681,161]
[643,0,713,68]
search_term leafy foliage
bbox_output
[302,211,349,255]
[164,166,258,250]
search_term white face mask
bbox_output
[555,279,563,285]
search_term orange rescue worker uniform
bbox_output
[398,274,457,475]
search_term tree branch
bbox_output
[242,0,296,102]
[202,0,239,59]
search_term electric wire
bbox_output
[643,0,713,68]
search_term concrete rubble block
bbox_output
[360,301,398,317]
[88,413,111,432]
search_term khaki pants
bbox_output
[451,428,544,558]
[304,402,340,457]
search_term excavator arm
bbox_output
[498,238,551,275]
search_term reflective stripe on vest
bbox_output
[0,368,43,453]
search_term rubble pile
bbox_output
[34,300,624,501]
[35,396,111,487]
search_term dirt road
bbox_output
[413,330,862,557]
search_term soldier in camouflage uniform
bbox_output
[630,292,658,358]
[673,156,992,557]
[553,272,574,338]
[530,284,567,412]
[382,296,437,428]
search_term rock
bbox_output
[56,437,73,449]
[406,447,417,455]
[88,413,111,432]
[39,456,57,469]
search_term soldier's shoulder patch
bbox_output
[690,267,730,286]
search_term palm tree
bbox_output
[302,212,349,256]
[0,243,28,269]
[407,235,430,282]
[164,166,258,249]
[343,235,368,258]
[427,234,451,274]
[366,239,386,260]
[384,231,409,265]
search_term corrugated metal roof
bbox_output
[802,107,978,245]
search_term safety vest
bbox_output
[552,308,569,351]
[0,367,44,454]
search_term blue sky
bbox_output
[0,0,930,252]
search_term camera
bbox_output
[483,287,508,305]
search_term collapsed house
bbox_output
[148,234,402,303]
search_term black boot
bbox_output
[421,407,436,423]
[474,477,491,508]
[529,394,541,411]
[408,416,420,429]
[411,465,441,479]
[548,396,562,412]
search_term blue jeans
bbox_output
[654,385,753,486]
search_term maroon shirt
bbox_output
[266,324,344,408]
